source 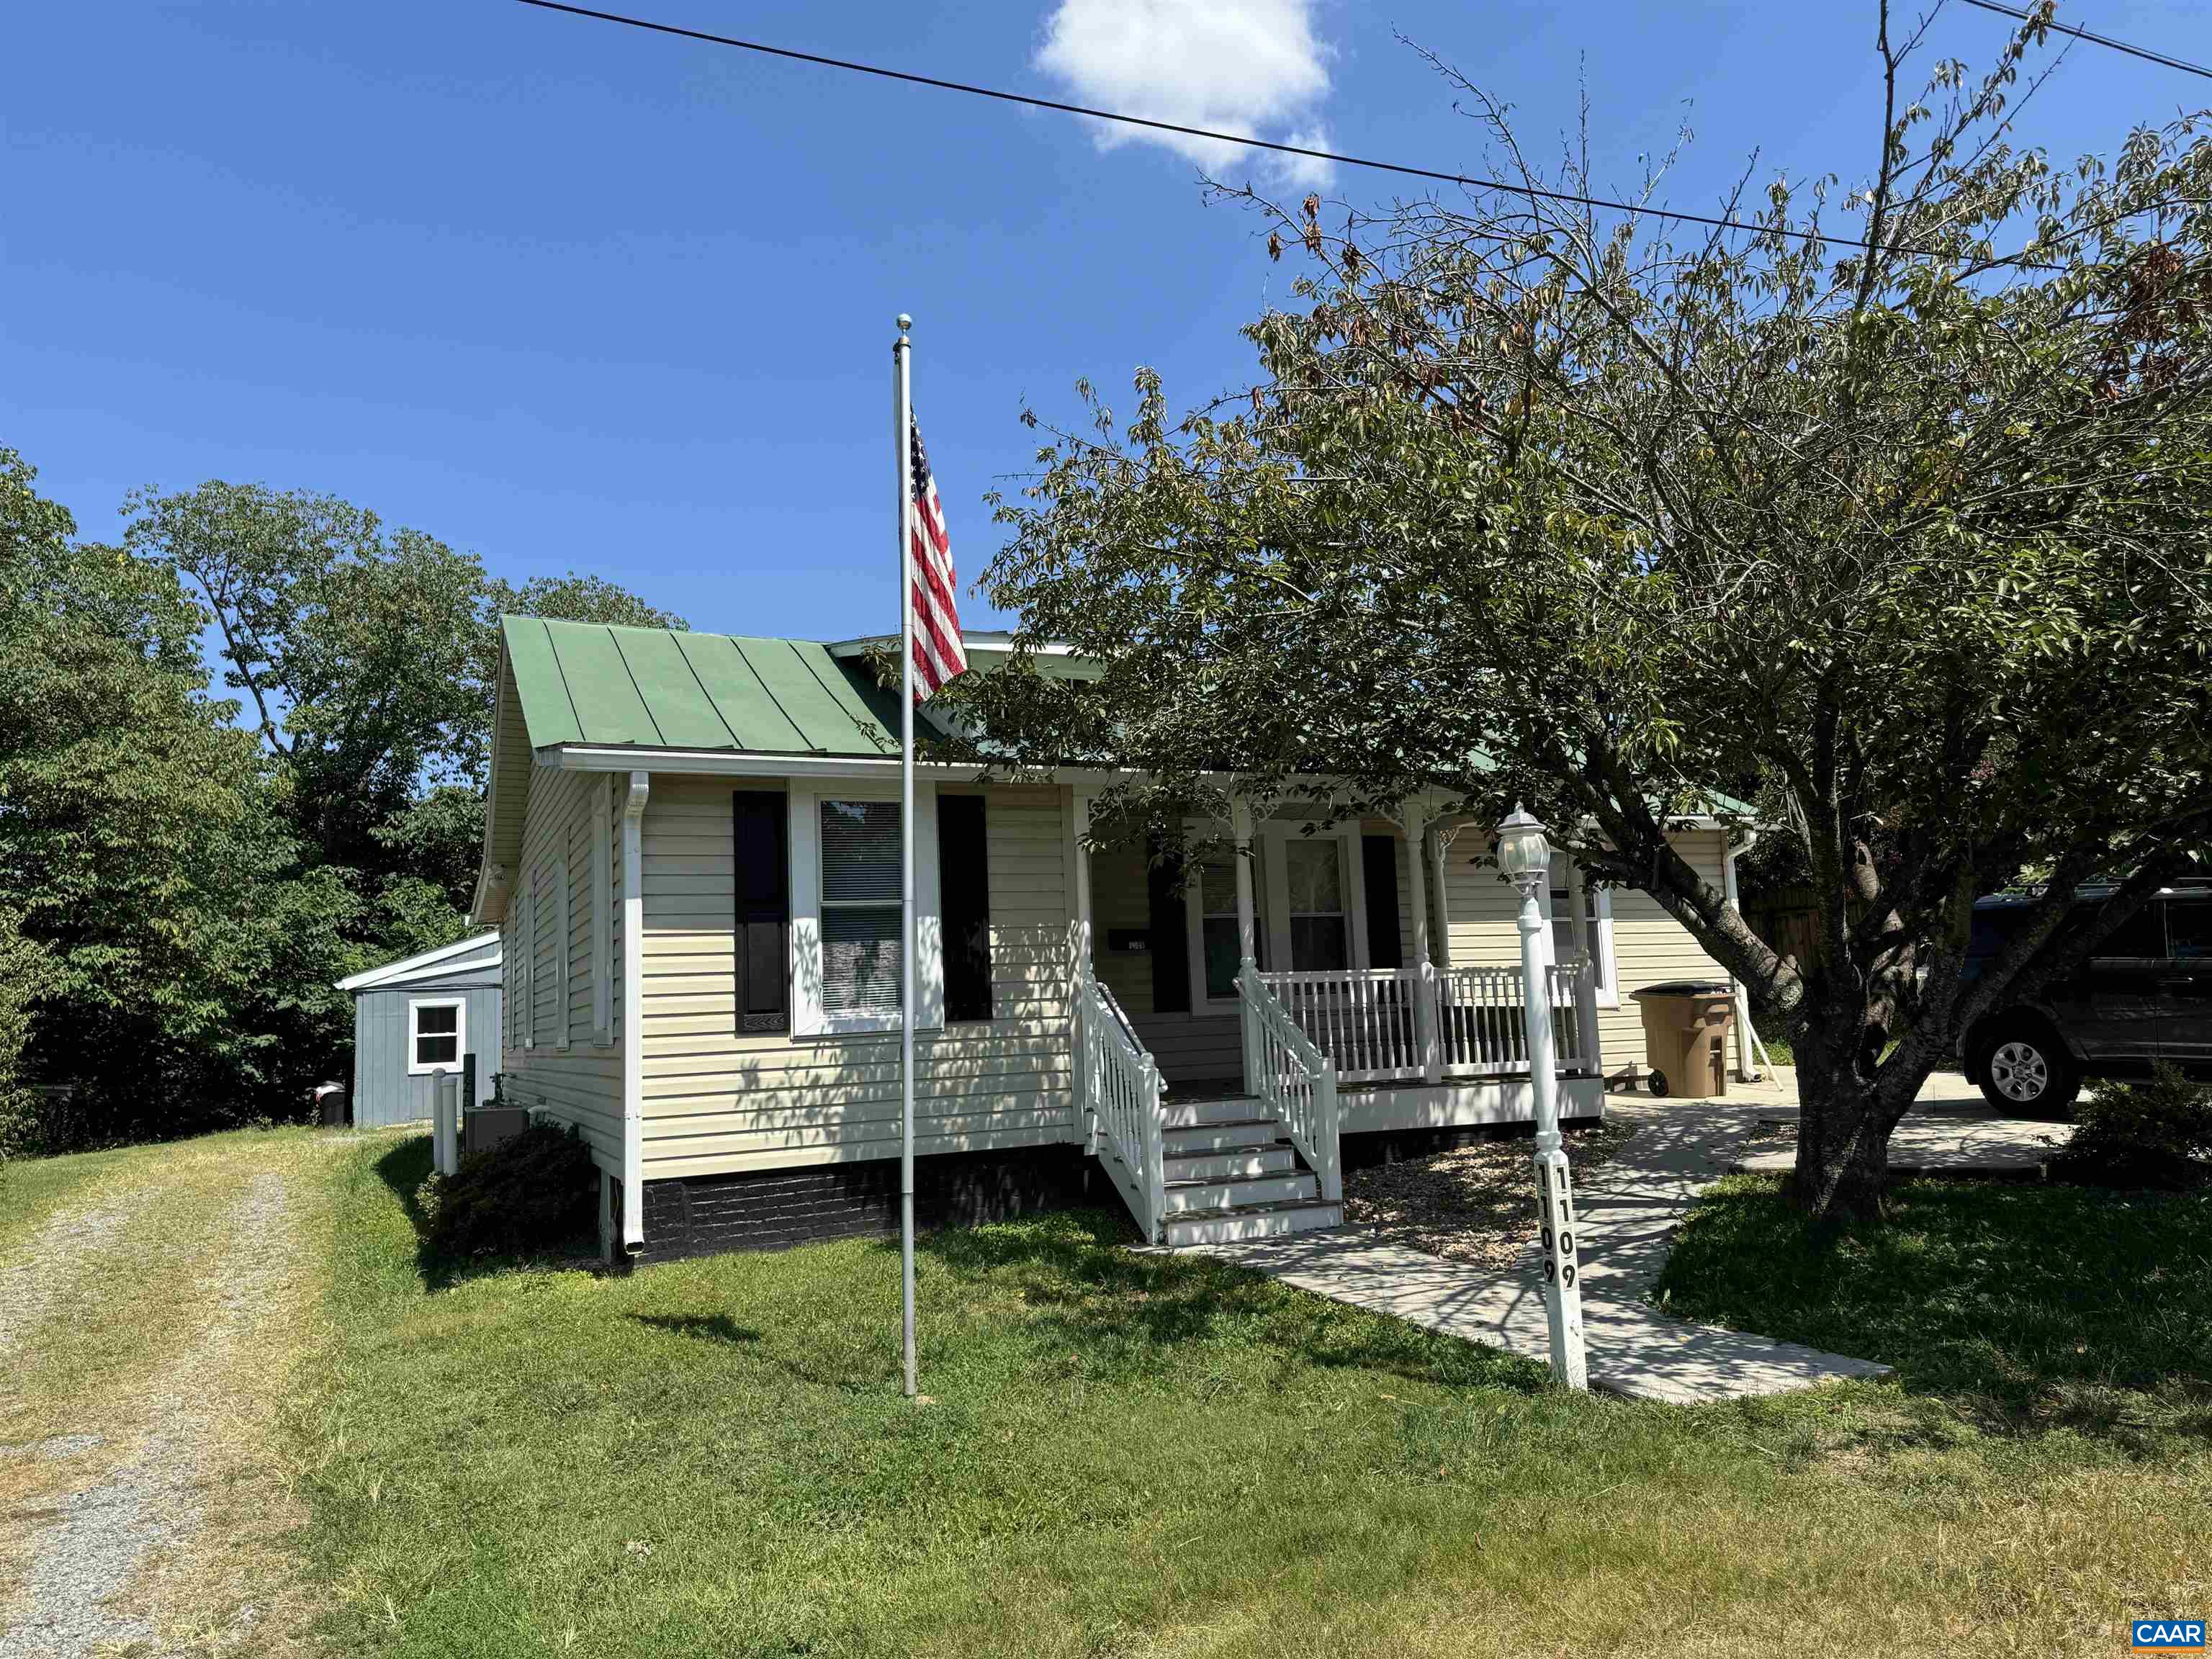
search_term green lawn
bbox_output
[295,1138,2212,1658]
[1655,1173,2212,1451]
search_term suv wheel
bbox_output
[1970,1020,2080,1116]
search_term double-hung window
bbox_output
[819,799,904,1020]
[788,784,943,1035]
[410,997,464,1074]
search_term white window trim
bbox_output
[408,995,466,1075]
[788,781,943,1037]
[1551,858,1619,1007]
[1254,821,1368,979]
[590,775,613,1044]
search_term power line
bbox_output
[513,0,1946,259]
[1957,0,2211,82]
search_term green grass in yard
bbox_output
[1654,1173,2212,1449]
[300,1138,2212,1658]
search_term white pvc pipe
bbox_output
[1720,835,1772,1081]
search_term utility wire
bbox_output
[513,0,1942,258]
[1957,0,2211,82]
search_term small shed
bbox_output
[336,932,503,1128]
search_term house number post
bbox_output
[1497,806,1589,1391]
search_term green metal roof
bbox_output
[501,616,902,757]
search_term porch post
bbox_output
[1070,788,1097,1151]
[1070,789,1095,963]
[1231,793,1259,1093]
[1399,801,1443,1086]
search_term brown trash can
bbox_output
[1629,981,1735,1097]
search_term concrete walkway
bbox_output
[1192,1068,2054,1405]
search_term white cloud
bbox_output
[1035,0,1336,189]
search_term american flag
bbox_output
[907,419,967,701]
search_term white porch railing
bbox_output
[1437,960,1594,1076]
[1255,967,1423,1083]
[1251,958,1599,1084]
[1238,966,1342,1201]
[1075,963,1166,1242]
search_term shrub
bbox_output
[421,1120,598,1261]
[2052,1066,2212,1191]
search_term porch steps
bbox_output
[1154,1094,1343,1248]
[1161,1197,1345,1246]
[1166,1143,1298,1182]
[1162,1095,1276,1128]
[1163,1118,1284,1156]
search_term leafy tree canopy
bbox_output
[947,6,2212,1213]
[4,455,683,1147]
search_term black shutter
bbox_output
[732,791,789,1033]
[1362,835,1404,969]
[1146,835,1191,1013]
[940,794,993,1023]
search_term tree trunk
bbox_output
[1786,1026,1936,1217]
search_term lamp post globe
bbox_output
[1496,804,1551,889]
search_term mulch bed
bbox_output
[1341,1120,1637,1269]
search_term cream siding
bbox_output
[636,777,1076,1177]
[500,764,625,1167]
[492,750,1739,1188]
[1437,822,1732,1071]
[1598,828,1732,1066]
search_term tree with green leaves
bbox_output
[124,482,685,921]
[949,5,2212,1214]
[2,457,685,1147]
[0,449,361,1143]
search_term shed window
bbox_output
[410,998,464,1073]
[820,799,902,1018]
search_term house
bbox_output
[335,932,503,1128]
[471,616,1750,1262]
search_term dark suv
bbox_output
[1960,881,2212,1112]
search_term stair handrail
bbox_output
[1077,964,1166,1241]
[1236,964,1341,1202]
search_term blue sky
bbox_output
[9,0,2203,641]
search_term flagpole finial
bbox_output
[896,313,912,335]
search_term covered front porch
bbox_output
[1064,794,1606,1244]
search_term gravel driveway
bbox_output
[1,1139,332,1658]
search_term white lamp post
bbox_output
[1496,805,1588,1391]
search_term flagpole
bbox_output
[893,313,919,1401]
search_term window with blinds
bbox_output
[819,799,902,1018]
[1197,851,1243,999]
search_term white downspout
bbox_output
[1720,831,1772,1082]
[621,769,649,1254]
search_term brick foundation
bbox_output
[637,1145,1096,1261]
